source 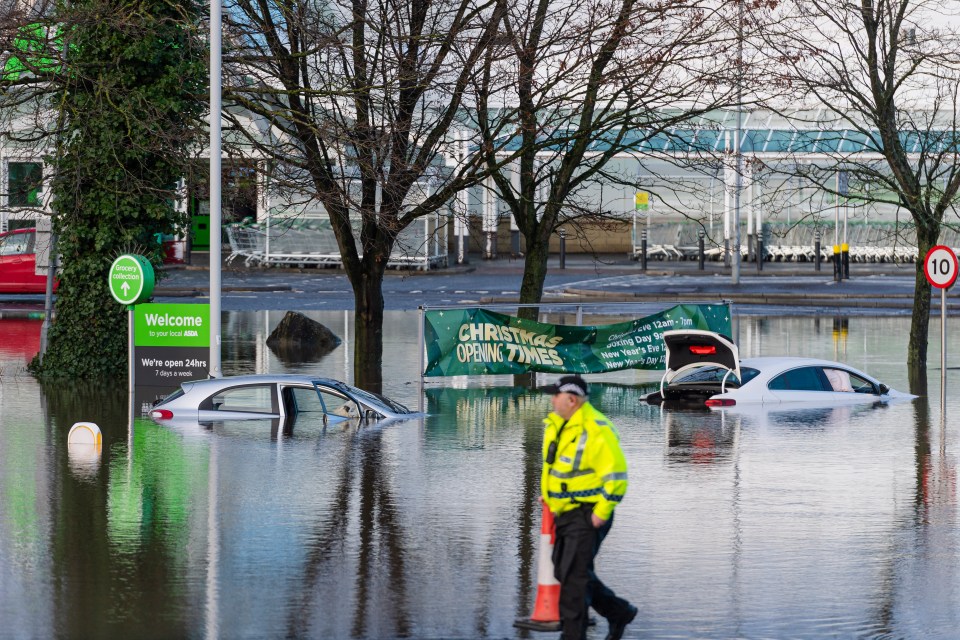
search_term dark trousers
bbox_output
[552,505,633,640]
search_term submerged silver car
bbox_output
[643,330,912,409]
[150,374,413,424]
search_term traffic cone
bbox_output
[514,503,561,631]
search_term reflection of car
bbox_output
[643,330,912,409]
[0,318,42,359]
[150,374,414,423]
[663,407,738,465]
[0,228,55,294]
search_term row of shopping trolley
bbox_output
[224,215,448,270]
[633,222,958,263]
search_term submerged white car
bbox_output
[150,374,414,423]
[643,330,912,409]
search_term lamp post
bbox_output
[731,0,743,285]
[209,0,222,377]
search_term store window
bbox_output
[8,162,43,207]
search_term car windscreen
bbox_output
[328,382,410,414]
[673,366,760,387]
[0,232,32,256]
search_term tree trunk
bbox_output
[511,231,552,387]
[908,225,939,373]
[352,256,388,393]
[516,232,551,322]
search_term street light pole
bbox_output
[209,0,222,378]
[732,0,743,285]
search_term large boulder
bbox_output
[266,311,341,363]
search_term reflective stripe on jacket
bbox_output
[540,401,628,521]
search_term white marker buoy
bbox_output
[68,422,102,447]
[67,422,102,479]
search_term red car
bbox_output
[0,227,185,293]
[0,228,53,294]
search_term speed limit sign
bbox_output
[924,245,959,289]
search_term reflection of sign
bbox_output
[133,303,209,413]
[109,254,154,305]
[924,245,958,289]
[634,192,649,211]
[423,304,731,377]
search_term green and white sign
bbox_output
[423,304,731,377]
[134,303,210,406]
[134,303,210,347]
[109,254,155,305]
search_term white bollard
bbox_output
[67,422,102,478]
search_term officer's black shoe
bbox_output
[604,604,637,640]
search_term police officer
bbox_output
[540,374,636,640]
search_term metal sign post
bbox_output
[924,245,958,417]
[109,254,156,420]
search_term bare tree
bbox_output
[223,0,507,389]
[468,0,742,320]
[758,0,960,372]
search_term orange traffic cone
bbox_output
[514,503,561,631]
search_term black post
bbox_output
[814,231,821,272]
[757,233,764,272]
[833,245,840,282]
[559,229,566,269]
[842,243,850,279]
[698,230,705,271]
[641,229,648,272]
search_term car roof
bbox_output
[0,228,35,237]
[185,374,339,388]
[739,356,865,370]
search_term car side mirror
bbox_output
[879,384,889,395]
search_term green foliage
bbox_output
[31,0,206,379]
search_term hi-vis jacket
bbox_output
[541,402,628,521]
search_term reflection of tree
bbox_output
[515,398,539,624]
[914,393,932,517]
[282,435,354,637]
[425,386,542,626]
[283,429,410,638]
[352,431,410,637]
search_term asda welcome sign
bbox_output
[423,304,731,377]
[134,303,210,409]
[135,304,210,348]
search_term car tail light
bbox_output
[689,345,716,355]
[705,398,736,407]
[151,409,174,419]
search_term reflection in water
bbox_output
[663,408,738,465]
[352,430,411,637]
[425,385,542,629]
[39,385,193,637]
[7,313,960,637]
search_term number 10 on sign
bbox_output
[924,245,958,417]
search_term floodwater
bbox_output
[2,311,960,639]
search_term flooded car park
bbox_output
[2,312,960,638]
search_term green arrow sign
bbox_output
[109,254,155,305]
